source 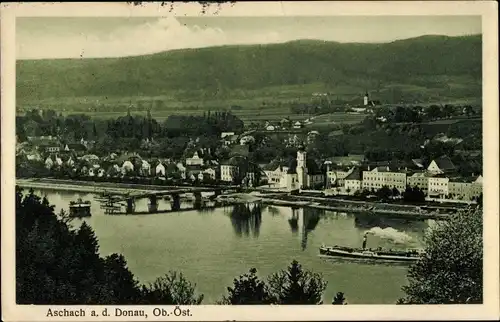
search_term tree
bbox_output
[140,271,204,305]
[376,185,393,201]
[219,268,274,304]
[399,208,482,304]
[267,260,327,304]
[332,292,347,305]
[16,188,203,305]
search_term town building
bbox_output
[427,175,450,198]
[406,172,431,194]
[448,175,483,201]
[186,151,204,166]
[176,163,187,179]
[362,166,407,192]
[155,162,166,177]
[283,149,324,190]
[344,168,362,194]
[326,167,354,187]
[427,155,456,174]
[263,160,289,185]
[220,158,240,183]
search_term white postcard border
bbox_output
[1,2,499,321]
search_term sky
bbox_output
[16,15,481,60]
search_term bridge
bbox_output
[97,185,239,215]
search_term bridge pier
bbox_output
[171,193,181,211]
[126,198,136,214]
[193,191,202,209]
[148,194,158,213]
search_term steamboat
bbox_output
[319,233,423,263]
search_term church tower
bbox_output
[363,91,369,106]
[296,146,308,189]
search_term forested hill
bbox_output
[17,34,481,104]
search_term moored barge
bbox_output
[69,198,92,217]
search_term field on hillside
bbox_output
[54,108,367,125]
[17,35,482,115]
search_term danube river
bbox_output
[32,189,432,304]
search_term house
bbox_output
[106,164,122,177]
[81,154,100,166]
[176,163,187,179]
[263,159,289,186]
[448,175,483,201]
[54,155,63,167]
[240,135,255,145]
[97,168,106,177]
[220,158,240,183]
[198,172,212,182]
[66,156,75,167]
[427,155,456,174]
[411,158,425,169]
[344,168,362,194]
[362,166,407,193]
[40,143,61,153]
[64,143,88,155]
[279,159,300,191]
[230,144,250,158]
[140,160,151,176]
[293,121,303,129]
[280,118,292,128]
[121,160,134,175]
[155,162,166,177]
[351,107,367,113]
[223,134,239,146]
[307,131,320,144]
[326,167,354,187]
[221,132,235,139]
[406,172,432,194]
[186,151,204,166]
[186,165,203,179]
[427,174,450,198]
[203,167,217,180]
[363,92,381,107]
[45,156,54,169]
[329,154,366,167]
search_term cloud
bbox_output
[16,16,481,60]
[16,17,288,60]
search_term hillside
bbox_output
[16,34,482,111]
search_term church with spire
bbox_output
[280,146,325,191]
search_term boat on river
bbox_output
[319,233,423,263]
[319,245,422,262]
[69,198,92,217]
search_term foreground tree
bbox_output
[219,268,274,304]
[267,260,327,304]
[332,292,347,305]
[140,271,204,305]
[399,208,482,304]
[16,187,202,304]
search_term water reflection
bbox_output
[228,203,262,237]
[301,207,323,251]
[354,213,427,231]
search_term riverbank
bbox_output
[16,178,152,195]
[17,178,457,220]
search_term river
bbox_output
[31,188,432,304]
